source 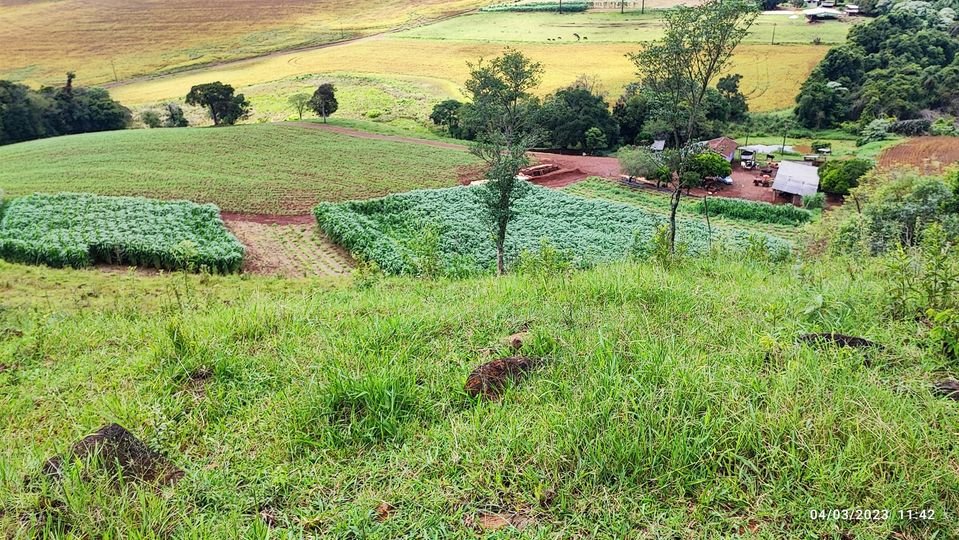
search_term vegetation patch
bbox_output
[695,197,813,226]
[480,2,589,12]
[314,184,791,274]
[0,193,243,272]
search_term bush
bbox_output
[930,116,958,136]
[140,110,162,128]
[695,197,813,226]
[820,158,873,195]
[889,118,931,136]
[803,192,826,210]
[856,118,893,146]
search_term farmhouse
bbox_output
[705,136,740,162]
[772,160,820,205]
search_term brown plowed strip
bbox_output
[223,214,353,278]
[287,122,468,151]
[878,136,959,175]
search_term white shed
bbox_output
[772,161,820,203]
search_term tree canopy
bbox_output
[185,82,250,126]
[0,74,130,146]
[309,83,338,123]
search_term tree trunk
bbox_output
[669,185,681,254]
[496,219,507,275]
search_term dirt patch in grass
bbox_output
[465,356,542,399]
[224,215,353,278]
[878,137,959,175]
[42,424,183,485]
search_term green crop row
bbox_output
[0,193,244,273]
[480,2,589,13]
[315,184,791,275]
[694,197,813,226]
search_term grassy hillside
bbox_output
[1,254,956,537]
[0,0,488,87]
[0,124,477,214]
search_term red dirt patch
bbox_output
[878,136,959,175]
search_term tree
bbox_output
[465,48,544,275]
[585,127,608,154]
[164,103,188,127]
[690,151,732,179]
[536,86,618,151]
[628,0,757,252]
[309,83,338,123]
[288,93,311,120]
[820,158,873,195]
[185,82,249,126]
[430,99,463,133]
[617,146,666,184]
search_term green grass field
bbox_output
[396,11,853,44]
[1,251,957,537]
[0,124,477,215]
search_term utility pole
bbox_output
[110,59,118,82]
[771,23,777,45]
[642,0,646,15]
[621,0,625,14]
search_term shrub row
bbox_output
[0,193,244,273]
[481,2,589,12]
[694,197,813,226]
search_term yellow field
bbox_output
[111,37,827,112]
[0,0,488,87]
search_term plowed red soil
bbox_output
[878,137,959,174]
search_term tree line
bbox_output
[0,73,130,146]
[429,71,748,154]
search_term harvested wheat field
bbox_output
[878,137,959,175]
[0,0,487,86]
[111,39,828,112]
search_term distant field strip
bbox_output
[0,193,243,272]
[0,0,489,86]
[0,124,478,215]
[110,39,829,112]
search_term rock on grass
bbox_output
[798,333,882,349]
[933,379,959,401]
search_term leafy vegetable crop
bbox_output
[315,184,791,274]
[0,193,244,272]
[695,197,813,226]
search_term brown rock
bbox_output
[506,331,529,350]
[465,356,541,399]
[477,513,510,530]
[42,423,183,485]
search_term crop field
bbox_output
[0,193,243,272]
[111,37,829,113]
[315,184,791,274]
[563,179,809,241]
[878,136,959,174]
[0,124,478,215]
[397,11,853,44]
[0,0,488,87]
